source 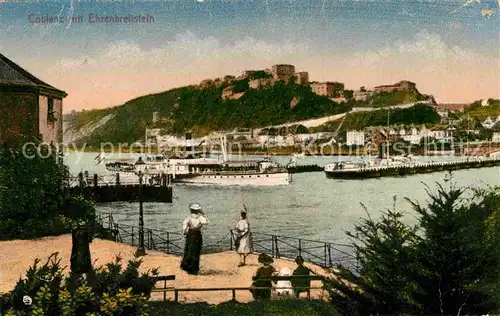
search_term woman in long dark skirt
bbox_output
[70,220,93,275]
[180,203,209,275]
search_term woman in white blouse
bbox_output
[180,203,209,275]
[234,211,253,267]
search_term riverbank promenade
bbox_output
[0,235,332,304]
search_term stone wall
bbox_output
[0,91,39,145]
[272,64,296,82]
[294,72,309,85]
[374,81,417,93]
[310,82,344,97]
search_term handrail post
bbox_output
[93,174,98,188]
[163,280,167,301]
[271,236,275,258]
[328,244,332,267]
[324,244,327,267]
[298,239,302,257]
[232,289,236,301]
[275,236,280,258]
[131,226,134,246]
[174,289,179,302]
[229,229,233,251]
[166,232,170,253]
[114,223,119,242]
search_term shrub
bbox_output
[91,255,159,299]
[327,181,500,315]
[0,143,70,239]
[0,142,115,241]
[1,254,159,316]
[5,252,64,315]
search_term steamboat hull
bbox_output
[325,158,500,179]
[171,172,291,186]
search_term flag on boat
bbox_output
[463,0,480,6]
[94,152,105,164]
[481,8,494,19]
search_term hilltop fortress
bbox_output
[200,64,419,102]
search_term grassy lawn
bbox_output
[149,300,339,316]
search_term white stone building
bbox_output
[482,116,500,129]
[346,131,365,146]
[429,128,455,143]
[492,132,500,143]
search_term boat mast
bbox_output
[387,108,390,164]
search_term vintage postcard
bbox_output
[0,0,499,315]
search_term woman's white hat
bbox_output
[189,203,202,211]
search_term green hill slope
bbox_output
[311,103,441,133]
[460,99,500,121]
[63,74,436,146]
[65,80,349,146]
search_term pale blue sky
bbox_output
[0,0,498,111]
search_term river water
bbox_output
[65,152,499,247]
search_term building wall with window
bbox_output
[346,131,365,146]
[38,95,63,144]
[310,82,344,98]
[0,53,66,145]
[271,64,296,82]
[353,90,373,101]
[294,72,309,85]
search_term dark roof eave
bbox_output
[0,53,67,97]
[0,82,67,98]
[39,85,68,98]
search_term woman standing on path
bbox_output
[234,210,253,267]
[180,203,209,275]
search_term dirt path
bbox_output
[0,235,331,304]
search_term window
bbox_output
[47,98,57,123]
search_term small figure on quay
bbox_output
[292,255,311,298]
[234,209,253,267]
[180,203,209,275]
[250,253,276,300]
[70,219,93,279]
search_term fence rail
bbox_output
[96,212,357,269]
[68,172,171,188]
[152,286,326,302]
